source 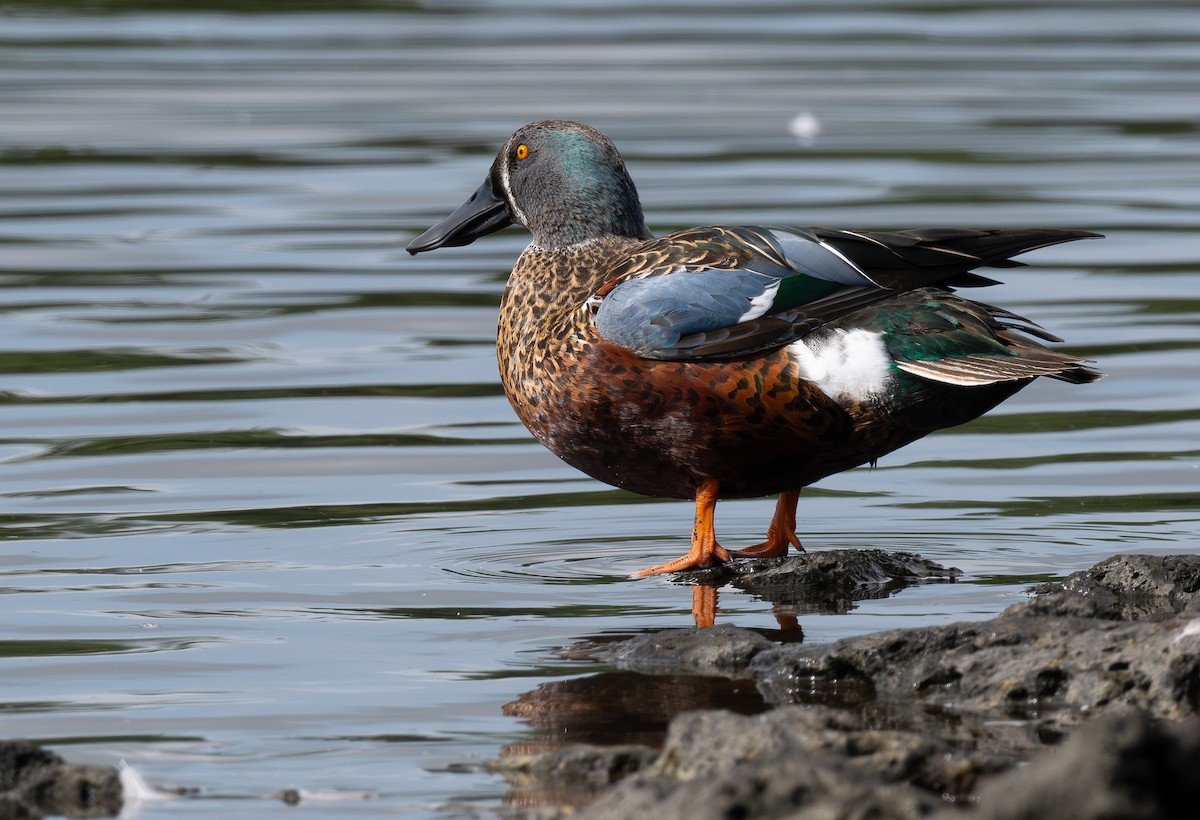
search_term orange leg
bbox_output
[729,489,804,559]
[691,585,718,628]
[635,479,732,577]
[771,610,802,633]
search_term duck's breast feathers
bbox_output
[592,226,882,359]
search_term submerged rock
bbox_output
[495,553,1200,819]
[0,740,122,819]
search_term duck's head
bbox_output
[407,120,651,254]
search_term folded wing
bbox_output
[591,225,1100,384]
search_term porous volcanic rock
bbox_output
[494,553,1200,820]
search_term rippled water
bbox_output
[1,1,1198,816]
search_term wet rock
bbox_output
[753,610,1200,724]
[576,706,984,820]
[499,553,1200,819]
[490,743,657,809]
[647,707,1007,797]
[1023,553,1200,621]
[492,743,657,782]
[598,554,1200,728]
[954,710,1200,820]
[581,754,935,820]
[681,549,960,614]
[0,743,59,793]
[0,741,122,819]
[605,624,775,678]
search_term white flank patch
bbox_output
[788,328,892,402]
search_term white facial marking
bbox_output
[788,328,892,402]
[499,147,529,227]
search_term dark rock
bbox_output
[576,706,995,820]
[1024,553,1200,621]
[0,744,60,793]
[490,744,658,812]
[954,710,1200,820]
[581,755,937,820]
[605,624,775,677]
[594,556,1200,729]
[0,797,35,820]
[490,743,656,784]
[644,707,1008,797]
[753,611,1200,724]
[499,553,1200,819]
[12,765,122,819]
[0,741,122,819]
[680,549,960,614]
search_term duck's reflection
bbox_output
[497,667,770,808]
[690,583,802,630]
[494,597,806,807]
[691,583,718,627]
[501,668,768,752]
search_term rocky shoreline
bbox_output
[493,553,1200,819]
[4,552,1196,818]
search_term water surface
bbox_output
[1,1,1198,816]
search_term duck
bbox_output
[407,120,1102,577]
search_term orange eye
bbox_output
[515,143,529,160]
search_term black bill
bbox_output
[406,176,513,255]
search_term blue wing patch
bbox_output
[595,269,781,355]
